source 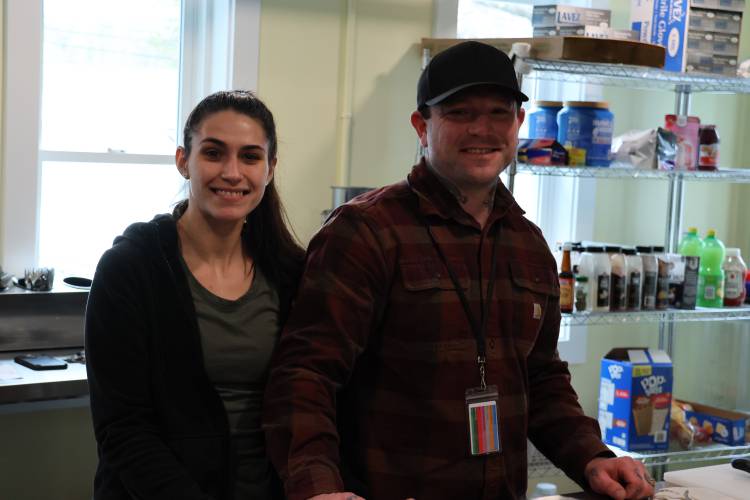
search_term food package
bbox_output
[670,400,711,449]
[517,139,568,166]
[611,128,676,170]
[665,115,700,170]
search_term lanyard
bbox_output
[425,223,501,389]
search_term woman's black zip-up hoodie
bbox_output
[85,214,292,500]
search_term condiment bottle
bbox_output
[697,230,726,308]
[608,246,627,311]
[559,243,574,314]
[637,245,658,310]
[575,276,590,312]
[723,248,747,307]
[589,246,611,312]
[623,247,642,311]
[653,245,670,310]
[698,125,719,171]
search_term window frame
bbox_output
[1,0,261,276]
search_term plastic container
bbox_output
[653,245,670,310]
[608,245,627,311]
[528,100,562,140]
[697,230,726,308]
[557,101,614,167]
[637,245,658,310]
[575,276,590,312]
[745,270,750,304]
[623,247,643,311]
[723,248,747,307]
[529,482,558,499]
[559,243,574,314]
[590,246,612,311]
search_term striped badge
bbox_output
[468,400,500,455]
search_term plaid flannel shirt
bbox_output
[263,159,612,500]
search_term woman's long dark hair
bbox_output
[175,90,305,313]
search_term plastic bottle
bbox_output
[678,227,703,310]
[623,247,642,311]
[559,243,574,314]
[608,246,627,311]
[697,230,726,308]
[745,270,750,304]
[529,482,558,499]
[590,246,611,312]
[653,245,670,310]
[578,247,596,310]
[723,248,747,307]
[678,227,704,257]
[575,276,590,312]
[637,245,658,310]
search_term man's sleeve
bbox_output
[262,207,388,500]
[525,292,615,489]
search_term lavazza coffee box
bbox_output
[599,348,673,451]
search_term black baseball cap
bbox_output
[417,41,529,110]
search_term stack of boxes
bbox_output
[631,0,745,75]
[532,4,637,40]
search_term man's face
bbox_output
[411,87,524,193]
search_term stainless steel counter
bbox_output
[0,350,88,405]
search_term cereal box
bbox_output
[599,348,673,451]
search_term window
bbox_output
[38,0,184,276]
[2,0,260,279]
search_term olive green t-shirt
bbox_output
[181,259,280,500]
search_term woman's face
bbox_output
[176,110,275,226]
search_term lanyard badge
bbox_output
[425,223,503,457]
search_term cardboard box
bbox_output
[679,399,748,445]
[422,37,667,68]
[532,5,611,28]
[691,0,746,12]
[687,31,740,57]
[534,26,639,41]
[517,139,568,165]
[631,0,690,72]
[599,348,673,451]
[690,8,743,34]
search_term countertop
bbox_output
[0,349,88,405]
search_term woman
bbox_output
[85,90,305,500]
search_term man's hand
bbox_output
[584,456,655,500]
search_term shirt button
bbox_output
[534,276,540,282]
[489,339,496,349]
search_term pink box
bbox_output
[665,115,701,170]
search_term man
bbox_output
[263,41,655,500]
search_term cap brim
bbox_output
[424,81,529,106]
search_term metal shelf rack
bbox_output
[561,306,750,327]
[528,442,750,478]
[520,58,750,94]
[513,164,750,182]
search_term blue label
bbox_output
[557,105,614,167]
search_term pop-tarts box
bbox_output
[680,400,747,445]
[598,348,673,451]
[631,0,690,71]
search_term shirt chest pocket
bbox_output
[400,258,470,292]
[509,263,559,299]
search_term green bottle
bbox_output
[697,229,726,308]
[678,227,704,257]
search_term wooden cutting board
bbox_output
[421,37,666,68]
[664,463,750,499]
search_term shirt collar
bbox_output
[406,157,524,229]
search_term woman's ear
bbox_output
[175,147,189,179]
[266,157,277,186]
